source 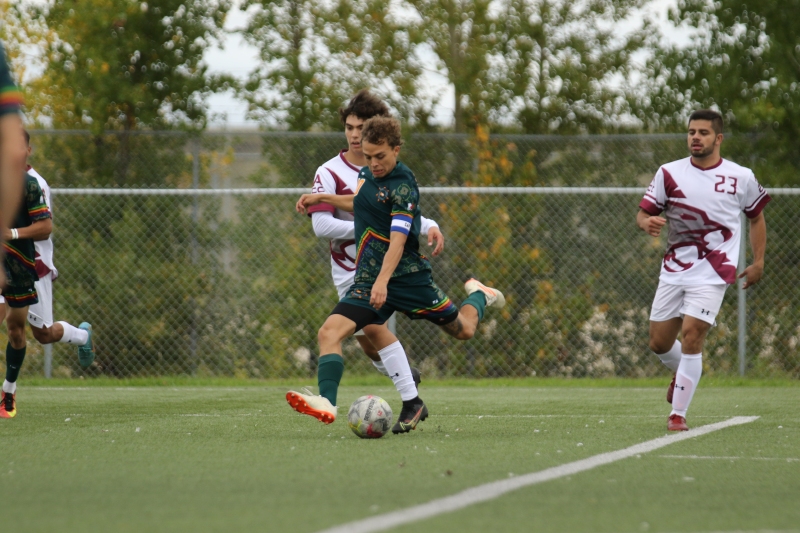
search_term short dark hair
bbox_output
[23,129,30,145]
[361,116,403,148]
[338,89,391,124]
[688,109,724,135]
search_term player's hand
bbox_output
[641,215,667,237]
[427,226,445,256]
[370,279,388,310]
[739,262,764,289]
[295,194,319,214]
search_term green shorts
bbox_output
[341,270,459,326]
[3,257,39,308]
[3,284,38,308]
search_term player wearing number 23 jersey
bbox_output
[638,109,769,434]
[639,157,770,286]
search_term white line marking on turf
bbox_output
[435,414,729,419]
[315,416,759,533]
[658,454,799,462]
[676,530,800,533]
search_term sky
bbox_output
[201,0,692,130]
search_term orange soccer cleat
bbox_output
[0,391,16,419]
[286,388,337,424]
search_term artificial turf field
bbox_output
[2,381,799,533]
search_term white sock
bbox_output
[372,360,390,377]
[57,322,89,345]
[671,353,702,417]
[378,341,418,402]
[2,380,16,394]
[654,340,682,372]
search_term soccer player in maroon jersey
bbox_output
[637,109,769,431]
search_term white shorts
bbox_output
[649,281,727,325]
[28,272,54,328]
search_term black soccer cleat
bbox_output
[410,368,428,421]
[392,397,427,434]
[411,367,421,388]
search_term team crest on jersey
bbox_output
[376,186,390,203]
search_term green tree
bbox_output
[493,0,651,133]
[409,0,653,132]
[640,0,800,184]
[0,2,53,86]
[29,0,231,132]
[408,0,494,132]
[240,0,422,131]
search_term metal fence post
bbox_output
[190,139,200,374]
[44,344,52,378]
[738,212,747,376]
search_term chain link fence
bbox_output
[5,130,799,380]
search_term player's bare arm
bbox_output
[636,209,667,237]
[3,217,52,242]
[370,231,407,310]
[426,226,445,256]
[0,115,26,230]
[295,193,354,214]
[739,212,766,289]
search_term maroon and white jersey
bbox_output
[27,166,58,280]
[308,150,438,288]
[639,157,770,285]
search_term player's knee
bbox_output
[318,323,345,346]
[30,326,51,344]
[649,338,671,354]
[681,332,705,353]
[456,322,477,340]
[7,324,26,347]
[682,322,708,347]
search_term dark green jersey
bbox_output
[353,161,431,284]
[4,173,51,284]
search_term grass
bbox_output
[3,383,799,533]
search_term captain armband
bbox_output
[390,214,412,235]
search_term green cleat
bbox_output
[78,322,95,368]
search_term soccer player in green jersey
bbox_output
[293,116,504,434]
[291,90,442,426]
[0,170,53,418]
[0,132,95,418]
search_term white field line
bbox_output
[433,414,730,419]
[658,454,799,462]
[315,416,759,533]
[675,530,800,533]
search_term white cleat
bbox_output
[464,278,506,309]
[286,388,337,424]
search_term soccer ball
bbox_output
[347,395,393,439]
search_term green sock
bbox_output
[462,292,487,321]
[318,354,345,406]
[5,342,26,383]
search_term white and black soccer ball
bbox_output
[347,395,393,439]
